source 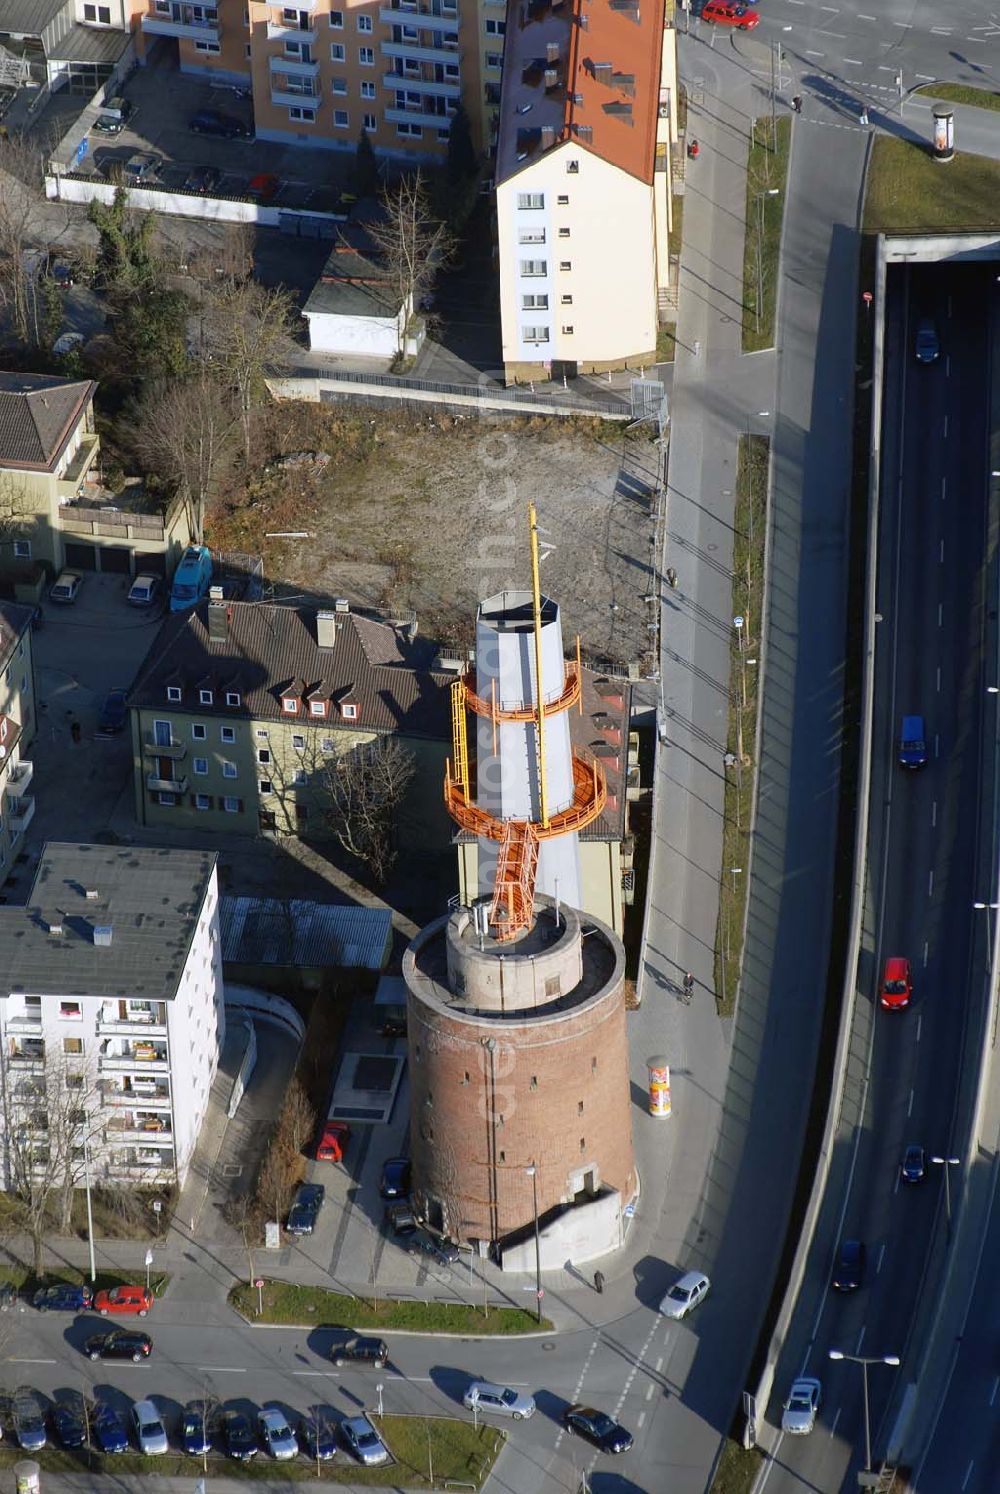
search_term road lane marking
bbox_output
[829,1407,841,1436]
[655,1357,663,1373]
[941,476,947,501]
[990,1376,999,1406]
[805,49,826,57]
[198,1367,246,1374]
[923,941,929,965]
[934,733,940,757]
[944,414,949,439]
[645,1384,655,1401]
[928,869,934,897]
[961,1461,974,1490]
[12,1358,56,1365]
[843,55,863,63]
[916,1014,922,1042]
[893,1172,900,1195]
[292,1371,338,1377]
[907,1088,914,1118]
[856,1327,866,1354]
[936,667,941,693]
[940,540,945,563]
[637,1411,646,1428]
[938,602,943,628]
[877,1243,886,1274]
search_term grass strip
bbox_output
[0,1266,168,1296]
[231,1279,550,1335]
[914,82,1000,112]
[0,1416,503,1488]
[710,1435,765,1494]
[742,117,791,352]
[864,135,1000,232]
[714,432,767,1017]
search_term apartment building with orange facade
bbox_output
[131,0,505,157]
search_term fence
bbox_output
[272,367,634,422]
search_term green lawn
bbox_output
[742,117,791,352]
[710,1437,765,1494]
[0,1417,503,1488]
[0,1266,169,1297]
[865,135,1000,231]
[231,1279,549,1335]
[914,82,1000,112]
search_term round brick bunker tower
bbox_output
[402,895,637,1264]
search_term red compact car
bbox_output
[94,1283,154,1317]
[702,0,760,29]
[317,1119,351,1164]
[880,956,912,1010]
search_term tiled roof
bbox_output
[128,601,452,740]
[0,843,217,1003]
[496,0,666,185]
[305,228,398,320]
[0,372,95,471]
[576,665,631,839]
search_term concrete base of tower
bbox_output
[499,1180,639,1273]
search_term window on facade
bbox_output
[158,791,177,806]
[194,794,211,810]
[220,726,235,743]
[321,737,335,753]
[330,41,345,60]
[331,75,347,93]
[359,46,374,64]
[560,261,572,271]
[558,227,570,238]
[519,229,545,244]
[223,796,242,813]
[357,11,372,28]
[341,702,358,719]
[167,686,182,702]
[292,734,305,750]
[66,1073,84,1090]
[485,17,505,32]
[222,761,237,779]
[561,293,573,305]
[329,7,343,24]
[193,757,208,775]
[485,50,502,69]
[63,1037,83,1055]
[289,105,315,120]
[522,325,550,344]
[59,1002,82,1020]
[281,696,299,714]
[191,723,207,740]
[259,779,272,794]
[199,689,213,705]
[255,727,268,739]
[195,40,220,52]
[295,803,309,824]
[84,3,112,21]
[520,259,546,277]
[293,768,307,786]
[257,748,271,764]
[557,193,569,205]
[360,80,375,98]
[364,112,377,130]
[13,540,30,559]
[309,700,326,717]
[225,692,240,707]
[562,324,574,334]
[522,293,548,310]
[334,107,350,126]
[566,159,579,174]
[396,122,423,137]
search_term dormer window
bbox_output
[341,701,359,720]
[166,686,182,703]
[309,699,328,718]
[199,689,213,706]
[225,691,241,708]
[282,695,299,715]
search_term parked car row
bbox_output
[47,570,165,610]
[31,1281,154,1316]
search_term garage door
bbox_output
[64,542,97,570]
[99,546,132,574]
[136,552,167,577]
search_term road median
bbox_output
[230,1278,552,1335]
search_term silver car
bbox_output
[340,1414,389,1467]
[132,1398,168,1455]
[463,1381,535,1420]
[781,1377,821,1435]
[258,1405,298,1460]
[659,1269,711,1319]
[122,152,161,185]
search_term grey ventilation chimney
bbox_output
[334,598,350,614]
[48,922,63,936]
[85,889,99,901]
[541,124,556,149]
[209,584,224,602]
[208,601,228,644]
[94,926,113,947]
[316,610,338,649]
[546,40,559,61]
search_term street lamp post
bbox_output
[827,1349,900,1476]
[83,1129,96,1285]
[929,1154,961,1237]
[755,190,780,335]
[525,1163,542,1323]
[973,899,999,952]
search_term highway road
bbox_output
[756,260,996,1492]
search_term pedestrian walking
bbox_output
[687,138,700,160]
[791,94,802,114]
[594,1270,605,1294]
[666,567,678,589]
[859,106,869,126]
[682,971,695,1003]
[70,718,81,745]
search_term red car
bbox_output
[317,1119,351,1164]
[94,1283,153,1317]
[247,172,279,200]
[702,0,760,28]
[880,956,912,1010]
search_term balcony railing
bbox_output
[7,760,32,796]
[98,1004,167,1035]
[56,432,100,498]
[146,773,187,794]
[266,20,316,41]
[5,1015,43,1034]
[143,735,186,760]
[270,84,321,107]
[141,9,220,41]
[10,794,35,836]
[99,1044,168,1073]
[386,104,454,127]
[103,1085,171,1107]
[8,1047,45,1068]
[379,3,459,30]
[106,1116,173,1136]
[268,52,319,76]
[383,72,460,98]
[382,39,458,64]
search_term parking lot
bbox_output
[71,45,351,217]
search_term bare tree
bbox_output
[200,279,297,464]
[0,474,42,557]
[130,371,240,543]
[256,1138,296,1232]
[185,223,255,287]
[0,132,47,345]
[362,173,453,355]
[0,1051,104,1277]
[321,737,416,885]
[283,1076,316,1159]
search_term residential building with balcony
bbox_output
[495,0,678,383]
[129,0,497,158]
[0,0,131,102]
[0,843,223,1190]
[0,372,191,581]
[0,604,38,887]
[127,595,453,842]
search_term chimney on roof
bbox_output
[334,598,350,613]
[47,922,63,936]
[541,124,556,149]
[85,889,99,901]
[208,600,229,644]
[316,609,338,649]
[546,40,559,61]
[544,68,559,89]
[93,925,113,947]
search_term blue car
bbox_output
[299,1407,338,1461]
[50,1398,87,1449]
[169,545,213,613]
[182,1402,213,1457]
[92,1402,128,1455]
[33,1283,93,1312]
[13,1389,47,1451]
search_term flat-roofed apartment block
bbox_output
[0,844,223,1191]
[0,604,39,887]
[496,0,678,382]
[131,0,500,157]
